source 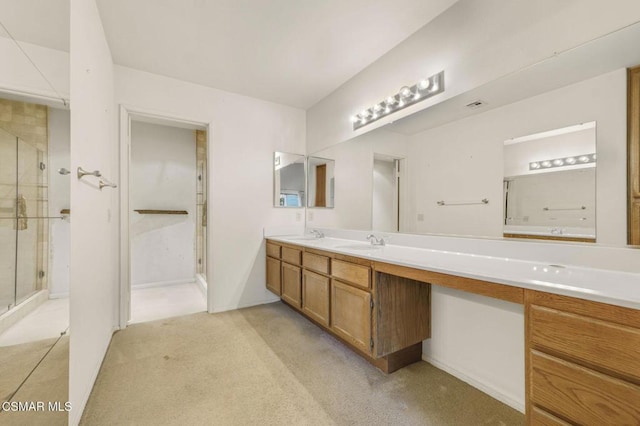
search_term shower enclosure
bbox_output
[0,127,49,316]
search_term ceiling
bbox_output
[0,0,458,109]
[0,0,69,51]
[95,0,459,109]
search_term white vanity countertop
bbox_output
[266,235,640,310]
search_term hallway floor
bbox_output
[0,298,69,347]
[129,282,206,324]
[81,302,524,425]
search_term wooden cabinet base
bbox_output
[281,300,423,374]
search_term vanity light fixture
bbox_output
[529,152,596,171]
[351,71,445,130]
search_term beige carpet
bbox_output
[0,336,69,426]
[81,302,523,425]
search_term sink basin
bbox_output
[336,244,381,251]
[287,236,322,241]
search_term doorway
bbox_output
[372,155,403,232]
[120,109,210,327]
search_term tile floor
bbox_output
[0,281,206,347]
[129,282,207,324]
[0,298,69,347]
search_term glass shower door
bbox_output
[15,138,45,305]
[0,128,17,314]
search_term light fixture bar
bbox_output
[529,153,596,171]
[351,71,445,130]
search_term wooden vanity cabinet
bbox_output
[281,262,302,308]
[266,256,281,295]
[525,290,640,425]
[331,279,372,354]
[302,269,330,326]
[266,243,281,296]
[266,240,430,373]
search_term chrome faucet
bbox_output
[310,229,325,238]
[366,234,385,246]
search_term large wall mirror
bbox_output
[0,5,70,422]
[273,152,306,208]
[306,19,640,248]
[503,122,596,242]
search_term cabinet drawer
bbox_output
[303,252,330,274]
[281,246,302,265]
[332,259,370,289]
[266,242,281,258]
[530,407,570,426]
[530,305,640,382]
[302,270,330,326]
[530,350,640,425]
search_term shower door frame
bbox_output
[118,105,212,329]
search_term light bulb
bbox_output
[418,79,430,91]
[360,118,367,125]
[398,99,405,107]
[530,162,540,169]
[361,109,371,118]
[565,157,576,165]
[350,115,359,123]
[541,161,552,168]
[579,155,590,163]
[413,92,421,100]
[553,159,564,166]
[591,154,597,160]
[373,103,383,112]
[386,96,397,106]
[399,86,412,99]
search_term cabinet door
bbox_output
[302,270,330,326]
[281,263,302,308]
[331,280,371,354]
[266,256,281,295]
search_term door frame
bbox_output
[371,153,405,232]
[118,104,213,329]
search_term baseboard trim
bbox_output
[131,279,196,290]
[48,291,69,299]
[422,354,525,413]
[211,297,279,314]
[195,274,207,298]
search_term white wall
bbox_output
[130,121,196,287]
[306,0,640,154]
[405,69,627,245]
[48,107,70,298]
[115,66,306,313]
[0,36,69,103]
[69,0,118,424]
[308,129,407,230]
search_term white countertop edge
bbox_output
[266,235,640,310]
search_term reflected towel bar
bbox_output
[99,178,117,190]
[134,210,188,215]
[543,206,586,211]
[437,199,489,206]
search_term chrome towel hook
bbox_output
[77,166,102,179]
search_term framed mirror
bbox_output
[503,122,597,242]
[307,156,335,208]
[273,152,306,208]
